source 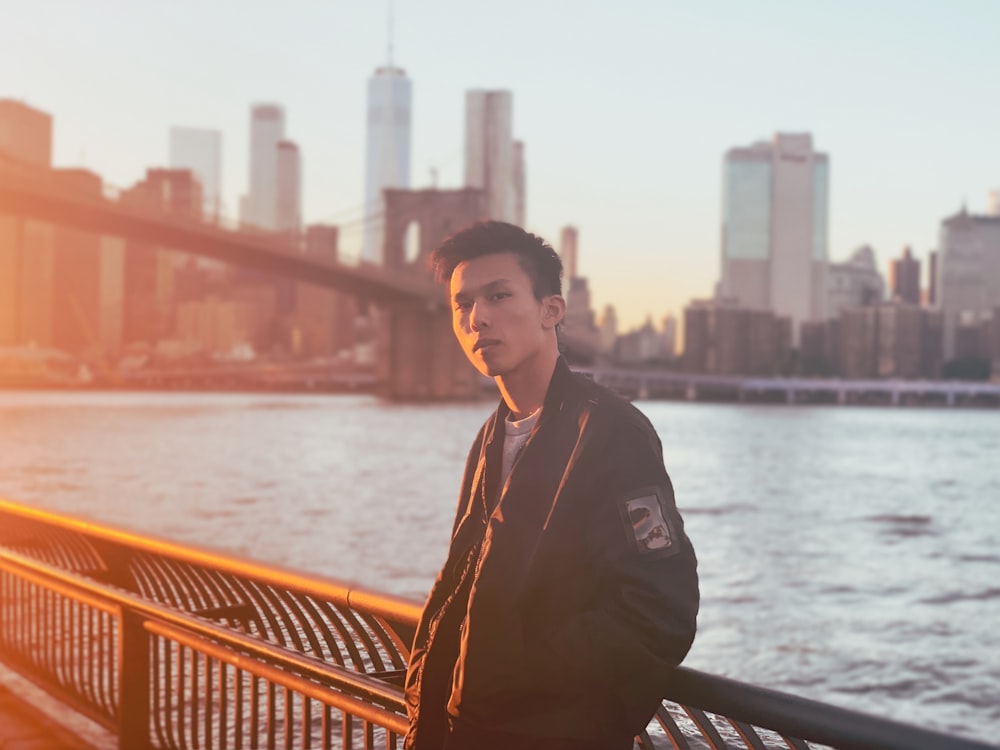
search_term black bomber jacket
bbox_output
[404,358,699,748]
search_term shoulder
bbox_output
[566,370,661,446]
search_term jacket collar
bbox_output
[485,355,574,446]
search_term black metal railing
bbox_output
[0,498,995,750]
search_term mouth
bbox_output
[473,338,501,353]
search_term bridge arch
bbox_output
[382,187,487,273]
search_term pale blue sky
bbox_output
[3,1,998,328]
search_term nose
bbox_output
[470,301,488,331]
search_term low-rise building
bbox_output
[682,298,790,375]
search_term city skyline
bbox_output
[3,1,999,329]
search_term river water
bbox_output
[1,390,998,743]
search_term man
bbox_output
[404,221,699,750]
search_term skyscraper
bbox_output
[560,225,579,280]
[889,246,921,305]
[826,245,884,317]
[465,90,515,223]
[937,204,1000,357]
[719,133,829,343]
[0,100,53,346]
[0,99,52,166]
[121,169,203,345]
[362,63,412,264]
[240,104,285,230]
[276,140,301,233]
[169,127,222,221]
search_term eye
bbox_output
[454,300,473,312]
[489,292,511,302]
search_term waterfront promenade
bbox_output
[0,682,101,749]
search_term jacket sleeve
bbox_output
[528,421,700,725]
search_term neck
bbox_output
[496,348,559,420]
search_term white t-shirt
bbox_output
[499,407,541,491]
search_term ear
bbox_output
[541,295,566,329]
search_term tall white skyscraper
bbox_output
[719,132,829,342]
[276,140,301,233]
[465,90,515,223]
[362,64,412,264]
[169,127,222,221]
[240,104,285,230]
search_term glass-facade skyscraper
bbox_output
[720,133,829,342]
[362,65,412,264]
[240,104,285,231]
[465,90,515,224]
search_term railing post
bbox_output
[118,608,152,750]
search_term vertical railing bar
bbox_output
[249,673,260,750]
[312,601,362,668]
[204,653,214,749]
[30,579,39,668]
[272,588,324,656]
[89,606,99,716]
[163,637,180,750]
[56,591,66,687]
[23,578,31,666]
[176,561,218,611]
[302,694,312,750]
[285,686,294,750]
[43,585,55,682]
[131,553,176,607]
[342,712,353,750]
[118,609,152,750]
[190,646,200,750]
[219,659,228,750]
[291,594,341,664]
[107,610,118,720]
[321,704,331,750]
[266,680,276,749]
[44,587,54,682]
[728,717,770,750]
[358,611,408,669]
[234,666,244,750]
[178,644,188,749]
[252,582,304,651]
[220,574,268,635]
[781,736,812,750]
[102,609,112,720]
[242,580,289,646]
[73,598,85,704]
[150,634,165,750]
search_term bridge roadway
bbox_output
[0,167,439,307]
[0,165,483,399]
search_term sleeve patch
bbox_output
[618,487,678,557]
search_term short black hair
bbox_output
[430,221,563,300]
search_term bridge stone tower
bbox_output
[378,187,489,399]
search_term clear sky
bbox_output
[3,1,998,329]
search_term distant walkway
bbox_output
[0,676,106,750]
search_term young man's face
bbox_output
[449,251,563,379]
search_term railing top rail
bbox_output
[0,497,423,624]
[666,666,998,750]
